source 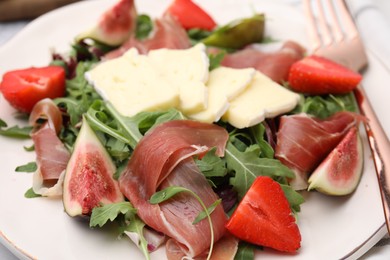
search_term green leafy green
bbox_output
[208,51,226,71]
[150,186,217,260]
[121,214,150,260]
[226,142,294,199]
[281,184,305,214]
[23,144,35,151]
[192,199,222,224]
[24,188,41,198]
[15,162,37,173]
[187,28,212,45]
[249,123,274,159]
[54,61,101,149]
[195,147,227,178]
[90,201,151,260]
[234,241,257,260]
[292,93,358,119]
[136,14,153,39]
[89,201,137,228]
[0,120,31,138]
[0,118,6,127]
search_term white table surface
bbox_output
[1,0,390,259]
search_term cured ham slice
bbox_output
[166,233,238,260]
[275,112,362,190]
[105,14,191,59]
[29,99,70,196]
[220,41,306,83]
[119,120,229,258]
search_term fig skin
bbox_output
[63,117,124,217]
[307,126,364,196]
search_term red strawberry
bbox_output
[287,55,362,95]
[225,176,301,252]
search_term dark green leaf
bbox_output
[15,162,37,173]
[187,28,212,45]
[249,123,274,159]
[280,184,305,214]
[234,241,257,260]
[23,144,35,151]
[90,201,136,228]
[291,93,358,119]
[122,214,150,260]
[0,118,7,127]
[0,124,32,139]
[195,147,227,178]
[136,14,153,39]
[24,188,41,198]
[149,186,188,204]
[208,51,226,71]
[192,199,221,224]
[226,142,294,198]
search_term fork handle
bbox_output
[355,86,390,233]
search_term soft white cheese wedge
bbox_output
[86,48,179,117]
[222,71,300,129]
[189,67,255,123]
[148,44,209,114]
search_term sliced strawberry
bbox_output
[225,176,301,253]
[287,55,362,95]
[165,0,217,31]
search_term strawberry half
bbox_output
[287,55,362,95]
[225,176,301,253]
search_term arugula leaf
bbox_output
[208,51,226,71]
[0,122,32,139]
[234,241,257,260]
[187,28,212,45]
[292,93,358,119]
[89,202,151,260]
[150,186,217,260]
[24,187,41,198]
[89,201,137,228]
[0,118,6,127]
[195,147,227,178]
[85,100,143,149]
[136,14,153,39]
[15,162,37,173]
[226,142,294,199]
[122,214,150,260]
[193,199,222,224]
[55,61,100,126]
[280,184,305,214]
[23,144,35,151]
[249,123,274,159]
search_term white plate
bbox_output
[0,0,388,259]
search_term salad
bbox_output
[0,0,366,259]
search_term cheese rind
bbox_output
[189,67,255,123]
[222,71,300,128]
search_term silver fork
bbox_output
[303,0,390,234]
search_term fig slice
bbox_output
[307,126,363,196]
[63,117,124,217]
[76,0,137,46]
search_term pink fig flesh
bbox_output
[308,126,363,196]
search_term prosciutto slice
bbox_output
[104,14,191,59]
[119,120,229,258]
[275,112,362,190]
[29,99,70,196]
[220,41,306,83]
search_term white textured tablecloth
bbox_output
[1,0,390,259]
